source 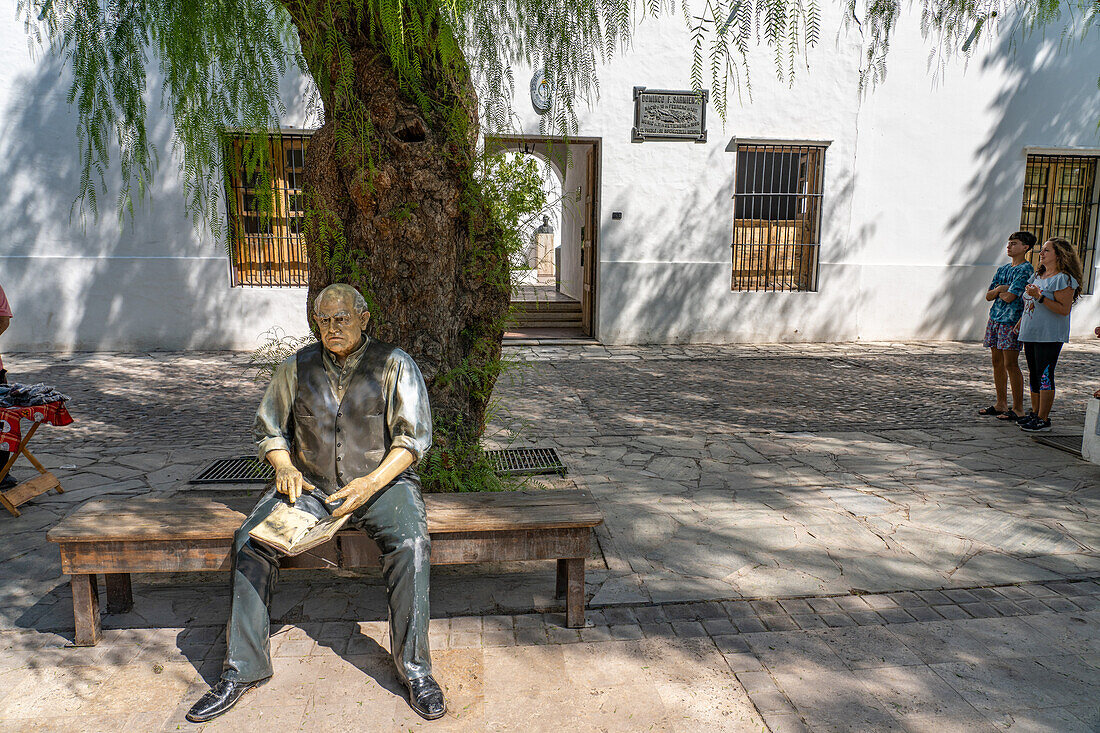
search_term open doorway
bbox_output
[485,135,600,340]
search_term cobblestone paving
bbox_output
[0,342,1098,731]
[496,341,1100,435]
[5,352,263,446]
[0,581,1095,731]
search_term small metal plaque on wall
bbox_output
[631,87,708,143]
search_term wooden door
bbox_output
[582,146,596,334]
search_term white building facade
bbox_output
[1,7,1098,350]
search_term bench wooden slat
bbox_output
[424,500,603,531]
[47,490,602,542]
[59,538,236,574]
[47,502,246,542]
[342,528,592,566]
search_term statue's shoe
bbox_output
[185,677,269,722]
[406,675,446,720]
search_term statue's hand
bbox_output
[326,475,383,518]
[274,465,314,504]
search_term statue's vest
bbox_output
[291,339,409,495]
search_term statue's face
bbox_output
[314,294,370,360]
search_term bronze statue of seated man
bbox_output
[187,283,445,722]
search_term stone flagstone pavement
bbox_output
[0,341,1097,731]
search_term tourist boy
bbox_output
[978,231,1036,421]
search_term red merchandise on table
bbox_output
[0,401,74,452]
[0,398,72,517]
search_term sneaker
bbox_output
[1016,411,1037,425]
[1020,417,1052,433]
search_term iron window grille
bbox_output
[224,130,315,287]
[731,143,826,292]
[1019,153,1099,292]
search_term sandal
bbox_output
[977,405,1004,416]
[996,410,1019,421]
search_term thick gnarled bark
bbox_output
[299,38,509,458]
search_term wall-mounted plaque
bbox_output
[631,87,708,143]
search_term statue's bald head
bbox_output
[314,283,369,316]
[312,284,371,362]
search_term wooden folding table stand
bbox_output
[0,419,64,517]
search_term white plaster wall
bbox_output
[849,14,1100,341]
[0,19,314,352]
[2,8,1098,349]
[507,6,1100,343]
[508,4,867,343]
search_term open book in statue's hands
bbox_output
[248,502,351,556]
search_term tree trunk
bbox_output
[295,32,510,467]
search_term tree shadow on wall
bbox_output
[919,18,1100,342]
[0,53,317,351]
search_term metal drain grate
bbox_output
[1031,434,1083,457]
[190,457,274,484]
[193,448,567,483]
[486,447,566,476]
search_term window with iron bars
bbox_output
[731,143,826,292]
[223,131,314,287]
[1019,153,1099,292]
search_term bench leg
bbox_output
[104,573,133,614]
[71,574,101,646]
[563,558,585,628]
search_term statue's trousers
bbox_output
[220,479,433,684]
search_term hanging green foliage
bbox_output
[20,0,1094,226]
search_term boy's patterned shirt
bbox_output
[988,260,1034,324]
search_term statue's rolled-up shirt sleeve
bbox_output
[253,356,298,461]
[384,348,433,463]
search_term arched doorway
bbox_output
[485,135,601,340]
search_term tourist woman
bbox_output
[1015,238,1084,432]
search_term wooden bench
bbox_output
[46,490,603,646]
